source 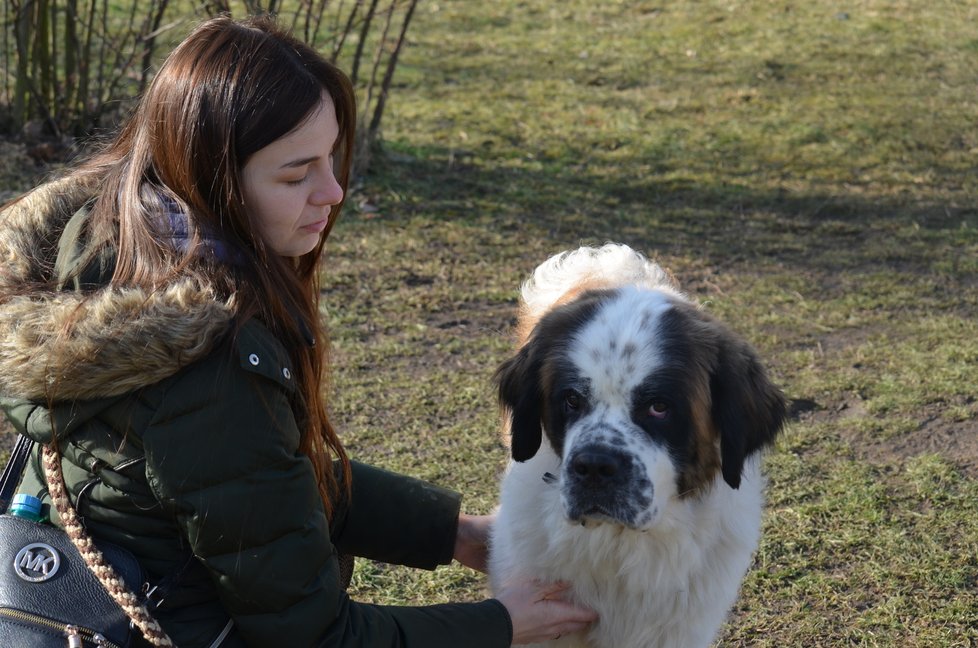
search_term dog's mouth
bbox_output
[560,450,654,530]
[566,501,641,529]
[545,472,626,526]
[569,507,619,528]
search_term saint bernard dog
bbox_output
[489,244,786,648]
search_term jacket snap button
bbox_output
[249,353,260,366]
[282,368,292,380]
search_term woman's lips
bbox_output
[300,218,329,233]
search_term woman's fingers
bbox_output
[496,578,597,645]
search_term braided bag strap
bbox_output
[41,443,176,647]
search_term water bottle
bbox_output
[9,493,44,522]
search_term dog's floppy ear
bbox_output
[495,343,545,462]
[710,333,786,489]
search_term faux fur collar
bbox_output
[0,176,235,402]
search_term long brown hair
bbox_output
[74,15,355,514]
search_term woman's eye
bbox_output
[285,175,308,186]
[648,402,669,419]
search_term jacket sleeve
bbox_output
[140,324,512,647]
[330,461,461,570]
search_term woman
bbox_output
[0,15,595,647]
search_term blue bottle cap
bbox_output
[10,493,43,518]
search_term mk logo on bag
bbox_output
[13,542,61,582]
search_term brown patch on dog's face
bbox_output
[497,291,614,461]
[678,370,723,497]
[660,301,787,492]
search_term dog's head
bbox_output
[496,282,785,530]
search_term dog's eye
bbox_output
[565,392,582,411]
[648,402,669,419]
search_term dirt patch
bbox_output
[792,396,978,479]
[860,402,978,478]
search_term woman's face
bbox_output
[241,93,343,258]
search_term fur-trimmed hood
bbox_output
[0,176,235,402]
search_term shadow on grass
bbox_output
[361,145,978,289]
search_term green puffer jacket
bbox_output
[0,178,512,647]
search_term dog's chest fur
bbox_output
[490,444,765,648]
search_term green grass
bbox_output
[3,0,977,645]
[325,1,978,645]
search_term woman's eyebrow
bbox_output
[279,155,319,169]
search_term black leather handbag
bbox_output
[0,435,172,647]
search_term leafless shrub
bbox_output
[1,0,421,175]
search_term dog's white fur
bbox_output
[489,244,784,648]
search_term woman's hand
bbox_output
[454,512,494,572]
[455,515,597,642]
[495,579,598,645]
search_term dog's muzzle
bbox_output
[563,444,650,527]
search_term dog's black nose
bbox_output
[569,447,626,482]
[564,445,641,526]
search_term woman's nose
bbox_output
[310,170,344,206]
